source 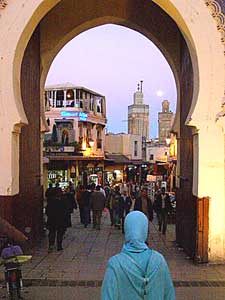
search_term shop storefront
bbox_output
[85,166,104,186]
[45,157,105,190]
[105,169,123,185]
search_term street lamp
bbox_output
[166,137,171,146]
[89,139,94,148]
[82,139,87,150]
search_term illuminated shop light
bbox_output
[61,111,88,121]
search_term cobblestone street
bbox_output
[1,211,225,299]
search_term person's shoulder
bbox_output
[164,193,170,200]
[108,253,122,266]
[151,249,168,265]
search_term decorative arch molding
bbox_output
[0,0,7,9]
[205,0,225,52]
[0,1,224,48]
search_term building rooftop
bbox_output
[45,83,104,97]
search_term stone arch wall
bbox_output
[0,0,224,261]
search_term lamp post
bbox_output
[89,139,94,148]
[166,137,171,146]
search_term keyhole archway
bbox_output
[0,0,224,262]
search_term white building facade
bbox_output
[146,140,170,163]
[105,133,142,161]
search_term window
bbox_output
[79,124,83,138]
[76,89,80,99]
[134,141,138,157]
[61,130,69,145]
[96,97,102,113]
[56,90,64,100]
[87,127,92,139]
[90,96,94,111]
[66,89,74,100]
[97,128,102,149]
[150,154,154,160]
[47,118,50,126]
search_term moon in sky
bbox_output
[156,90,164,97]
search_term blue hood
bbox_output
[123,211,148,253]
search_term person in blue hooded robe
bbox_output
[101,211,175,300]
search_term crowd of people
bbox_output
[45,181,173,252]
[45,181,175,299]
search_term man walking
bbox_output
[154,187,172,234]
[134,187,153,222]
[113,186,123,229]
[120,190,132,234]
[90,185,106,230]
[82,185,92,228]
[46,183,67,251]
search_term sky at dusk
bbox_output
[46,24,177,138]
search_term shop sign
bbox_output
[147,175,156,182]
[46,146,75,152]
[61,111,88,121]
[147,175,163,182]
[63,146,75,152]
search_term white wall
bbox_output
[146,144,170,162]
[105,133,142,160]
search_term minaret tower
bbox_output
[158,100,174,143]
[128,81,149,141]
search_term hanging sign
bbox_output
[60,111,87,121]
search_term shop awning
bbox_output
[47,156,104,161]
[105,154,131,164]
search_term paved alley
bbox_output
[0,211,224,299]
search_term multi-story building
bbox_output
[158,100,174,143]
[128,82,149,141]
[44,83,107,187]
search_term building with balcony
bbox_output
[44,83,107,187]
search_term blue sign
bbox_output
[60,111,88,121]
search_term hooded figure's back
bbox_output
[101,211,175,300]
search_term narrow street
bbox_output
[1,211,225,299]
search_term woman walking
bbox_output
[101,211,175,300]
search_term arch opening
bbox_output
[21,2,198,260]
[2,0,225,262]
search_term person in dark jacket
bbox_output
[90,185,106,230]
[134,187,153,222]
[154,187,172,234]
[63,186,77,228]
[45,183,55,202]
[82,185,92,228]
[132,185,141,200]
[113,186,122,229]
[120,190,132,234]
[76,185,85,224]
[106,188,117,226]
[46,183,67,251]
